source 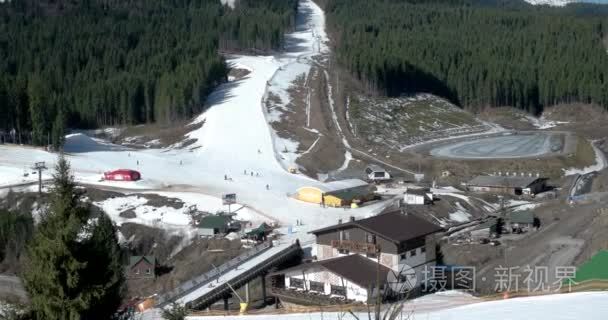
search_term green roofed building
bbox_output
[128,256,156,279]
[246,222,273,241]
[197,215,233,236]
[506,211,538,233]
[568,250,608,284]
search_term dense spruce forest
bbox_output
[0,0,296,146]
[324,0,608,115]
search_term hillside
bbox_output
[348,94,492,151]
[0,0,297,146]
[324,0,608,115]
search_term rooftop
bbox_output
[128,255,156,269]
[467,175,543,188]
[246,222,272,236]
[298,179,370,193]
[322,179,370,192]
[310,211,443,243]
[106,169,140,174]
[273,254,391,289]
[325,187,372,200]
[366,164,386,172]
[198,215,232,229]
[404,188,430,196]
[509,211,535,224]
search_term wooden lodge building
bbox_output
[271,211,443,305]
[466,175,547,196]
[310,211,443,270]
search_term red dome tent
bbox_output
[104,169,141,181]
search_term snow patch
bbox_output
[525,115,569,129]
[220,0,236,9]
[449,202,472,223]
[524,0,577,6]
[563,140,608,176]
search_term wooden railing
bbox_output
[330,240,377,253]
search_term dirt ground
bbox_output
[266,64,348,176]
[125,231,245,299]
[112,120,202,150]
[82,188,247,299]
[441,195,608,294]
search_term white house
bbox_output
[403,188,433,205]
[274,254,390,303]
[365,164,391,182]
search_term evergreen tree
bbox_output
[26,76,49,146]
[325,0,608,114]
[23,155,124,320]
[51,109,66,151]
[161,303,188,320]
[0,0,297,143]
[0,209,34,271]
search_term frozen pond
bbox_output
[430,132,562,159]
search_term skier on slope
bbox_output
[266,184,269,190]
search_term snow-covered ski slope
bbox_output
[260,0,333,172]
[0,0,388,238]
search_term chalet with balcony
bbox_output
[310,211,443,272]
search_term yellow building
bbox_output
[295,179,375,207]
